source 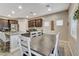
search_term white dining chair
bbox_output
[19,35,31,56]
[50,32,60,56]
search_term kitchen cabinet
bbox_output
[8,20,18,24]
[28,20,35,27]
[0,19,19,31]
[28,21,31,27]
[8,20,19,31]
[0,40,10,52]
[5,41,10,52]
[28,18,42,27]
[35,19,42,27]
[0,19,8,31]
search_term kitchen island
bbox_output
[0,31,25,56]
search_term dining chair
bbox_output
[19,35,31,56]
[50,32,60,56]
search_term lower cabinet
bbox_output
[0,40,10,52]
[5,41,10,52]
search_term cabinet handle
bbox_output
[17,42,19,44]
[21,40,23,41]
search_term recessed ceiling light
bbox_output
[12,11,15,14]
[8,14,11,17]
[48,8,52,11]
[46,4,52,11]
[26,16,29,18]
[33,13,36,16]
[18,5,22,9]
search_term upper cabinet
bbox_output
[0,19,19,31]
[8,20,19,31]
[8,20,18,24]
[28,20,35,27]
[35,19,42,27]
[0,19,8,31]
[28,18,42,27]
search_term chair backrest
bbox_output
[19,35,31,56]
[53,32,60,56]
[0,31,6,42]
[30,32,37,38]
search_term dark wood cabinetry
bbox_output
[28,18,42,27]
[9,20,18,24]
[5,41,10,52]
[0,40,10,52]
[28,20,34,27]
[51,21,54,30]
[8,20,18,31]
[35,19,42,27]
[0,19,8,31]
[0,19,18,31]
[28,21,31,27]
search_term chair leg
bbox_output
[27,40,31,56]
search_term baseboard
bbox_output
[10,47,20,53]
[67,42,73,56]
[60,40,73,56]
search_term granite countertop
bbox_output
[21,33,56,56]
[30,34,56,56]
[21,33,30,37]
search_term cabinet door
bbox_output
[9,20,18,24]
[28,20,35,27]
[39,19,42,27]
[35,19,42,27]
[28,21,31,27]
[35,19,38,27]
[28,18,42,27]
[31,20,35,27]
[30,20,32,27]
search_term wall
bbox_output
[18,19,28,32]
[68,3,79,55]
[42,11,68,41]
[17,11,68,42]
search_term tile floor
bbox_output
[0,34,72,56]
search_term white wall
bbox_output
[17,11,68,41]
[18,19,28,32]
[68,3,79,55]
[42,11,68,41]
[42,14,56,34]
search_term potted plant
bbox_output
[73,5,79,39]
[73,6,79,20]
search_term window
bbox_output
[56,20,63,26]
[71,18,77,39]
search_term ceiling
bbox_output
[0,3,70,19]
